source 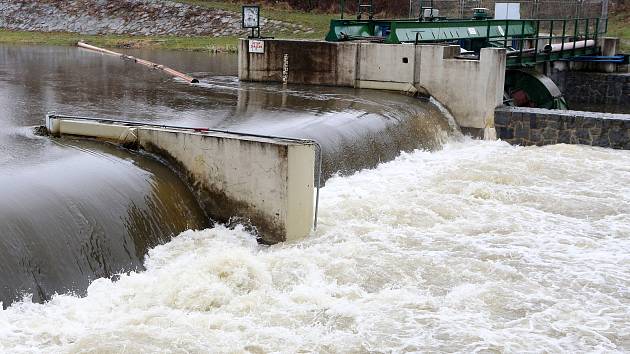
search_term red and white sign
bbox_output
[248,40,265,54]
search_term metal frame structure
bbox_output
[325,16,608,68]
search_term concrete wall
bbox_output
[416,45,506,134]
[549,70,630,113]
[46,117,316,244]
[355,43,416,91]
[238,39,357,86]
[238,39,508,136]
[495,106,630,149]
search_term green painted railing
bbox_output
[325,17,608,67]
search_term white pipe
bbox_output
[543,39,595,53]
[77,41,199,84]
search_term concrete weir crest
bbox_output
[46,114,320,244]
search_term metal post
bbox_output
[572,18,578,57]
[486,21,491,47]
[504,19,509,48]
[533,20,540,63]
[560,19,567,54]
[584,18,589,51]
[548,20,554,60]
[519,20,525,65]
[595,17,599,49]
[340,0,344,19]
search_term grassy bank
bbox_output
[0,1,332,52]
[0,30,241,52]
[607,11,629,52]
[175,0,334,38]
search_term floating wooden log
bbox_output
[77,41,199,84]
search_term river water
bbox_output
[1,45,629,352]
[0,44,451,306]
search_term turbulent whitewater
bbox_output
[2,139,629,352]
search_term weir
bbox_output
[45,114,319,244]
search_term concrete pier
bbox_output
[46,115,317,244]
[238,39,507,137]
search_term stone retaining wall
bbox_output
[0,0,312,37]
[550,70,630,111]
[495,106,630,149]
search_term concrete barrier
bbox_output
[238,39,507,138]
[416,45,505,137]
[46,115,318,244]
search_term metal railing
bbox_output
[481,17,607,66]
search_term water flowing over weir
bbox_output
[4,45,628,352]
[0,139,208,305]
[2,140,630,352]
[0,45,454,305]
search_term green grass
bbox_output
[174,0,334,38]
[0,1,334,51]
[0,29,241,52]
[606,11,629,53]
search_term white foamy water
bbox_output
[2,139,630,353]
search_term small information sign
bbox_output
[249,40,265,54]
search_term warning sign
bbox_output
[248,40,265,54]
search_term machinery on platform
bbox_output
[325,0,610,109]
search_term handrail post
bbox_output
[584,18,589,51]
[519,20,525,65]
[560,19,567,56]
[486,21,491,47]
[504,19,509,48]
[572,18,578,57]
[548,19,554,60]
[594,17,599,51]
[533,19,540,64]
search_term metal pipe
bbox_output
[76,42,199,84]
[544,39,595,52]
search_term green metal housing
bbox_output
[325,17,606,68]
[325,19,537,43]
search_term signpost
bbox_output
[243,5,264,54]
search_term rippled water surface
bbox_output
[2,139,629,352]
